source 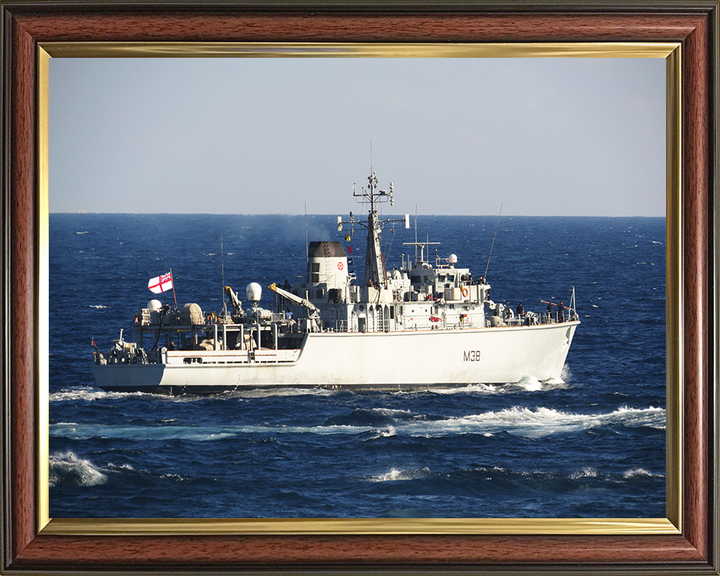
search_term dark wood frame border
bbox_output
[1,2,717,574]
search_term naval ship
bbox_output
[92,170,580,394]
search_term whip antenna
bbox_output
[414,205,418,262]
[220,231,228,319]
[483,203,503,280]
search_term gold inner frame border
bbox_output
[37,41,682,537]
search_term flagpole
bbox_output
[169,268,178,310]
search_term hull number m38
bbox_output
[463,350,481,362]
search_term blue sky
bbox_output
[50,57,665,216]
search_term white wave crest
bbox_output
[612,405,666,429]
[369,467,431,483]
[570,467,597,479]
[89,305,108,309]
[623,468,664,479]
[48,407,666,443]
[107,463,136,472]
[374,408,414,417]
[50,387,154,403]
[389,405,666,439]
[49,452,107,487]
[423,378,572,396]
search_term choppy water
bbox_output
[49,214,666,518]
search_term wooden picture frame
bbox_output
[2,2,717,573]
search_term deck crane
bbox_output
[224,285,244,317]
[268,283,320,315]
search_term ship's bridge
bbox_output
[408,257,476,296]
[434,268,471,289]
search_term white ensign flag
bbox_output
[148,271,173,294]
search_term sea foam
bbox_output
[50,404,665,443]
[570,467,598,479]
[50,387,155,403]
[50,423,238,442]
[337,405,666,439]
[49,452,107,487]
[369,467,431,483]
[623,468,664,479]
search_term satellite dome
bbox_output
[147,299,162,311]
[246,282,262,302]
[449,254,458,264]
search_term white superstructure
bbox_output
[92,169,579,394]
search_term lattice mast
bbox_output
[337,168,408,289]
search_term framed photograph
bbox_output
[1,2,717,574]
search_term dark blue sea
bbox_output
[49,214,666,518]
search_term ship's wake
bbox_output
[50,385,337,403]
[326,405,665,438]
[50,405,665,443]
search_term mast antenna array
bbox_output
[337,169,410,288]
